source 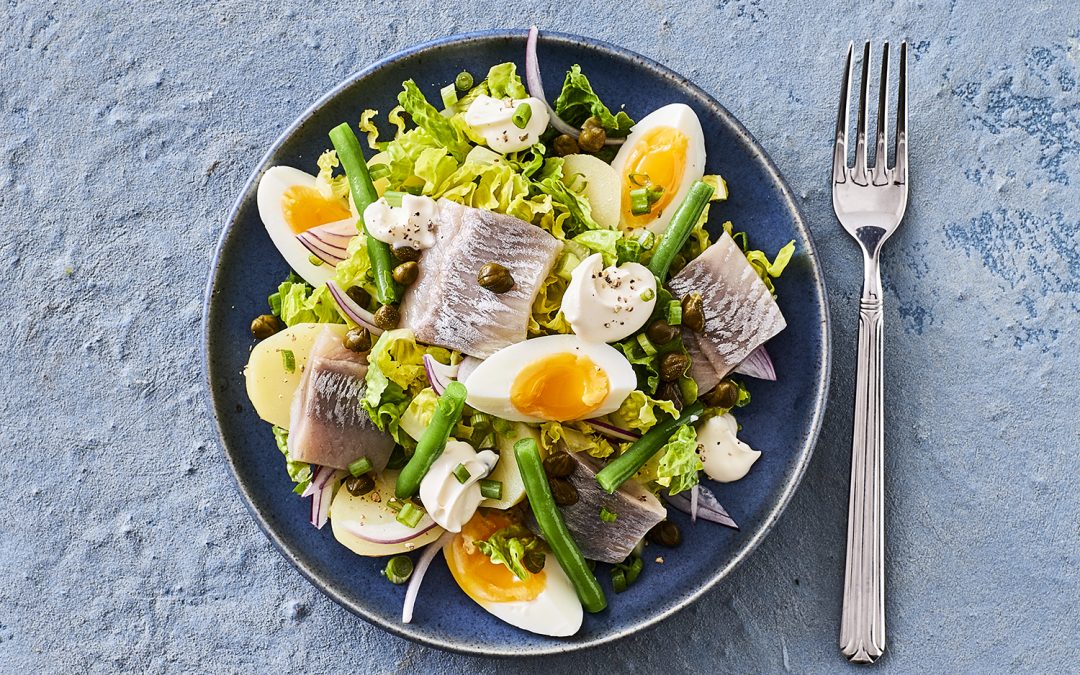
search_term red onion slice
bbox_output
[733,345,777,381]
[422,354,459,396]
[584,418,642,442]
[297,233,346,265]
[305,467,343,529]
[456,356,483,383]
[326,280,383,335]
[402,531,455,624]
[340,518,440,545]
[301,465,338,498]
[690,484,700,523]
[664,485,739,530]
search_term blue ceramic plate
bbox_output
[204,29,830,656]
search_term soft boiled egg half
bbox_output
[463,335,636,423]
[445,510,583,637]
[609,103,706,235]
[257,166,355,286]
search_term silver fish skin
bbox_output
[528,449,667,564]
[287,327,395,471]
[668,232,786,380]
[399,199,563,358]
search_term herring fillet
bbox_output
[668,232,787,380]
[400,200,563,358]
[527,449,667,564]
[287,327,395,471]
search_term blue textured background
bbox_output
[3,1,1077,672]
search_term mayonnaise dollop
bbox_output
[463,95,550,154]
[696,414,760,483]
[363,194,438,250]
[561,253,657,343]
[418,440,498,532]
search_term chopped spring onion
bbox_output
[599,506,618,523]
[384,555,414,585]
[639,287,655,302]
[396,502,425,528]
[667,300,683,326]
[383,190,406,208]
[636,332,657,356]
[512,102,533,129]
[368,163,390,181]
[348,456,373,477]
[610,556,643,592]
[452,463,471,484]
[440,83,458,110]
[455,71,473,91]
[637,229,657,250]
[479,479,503,500]
[280,349,296,373]
[308,254,324,267]
[385,497,404,513]
[629,188,652,216]
[628,172,649,187]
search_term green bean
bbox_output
[595,400,705,494]
[514,438,607,613]
[647,180,715,281]
[395,381,467,498]
[328,123,400,304]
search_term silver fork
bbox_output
[832,40,908,664]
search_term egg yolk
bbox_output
[619,126,689,228]
[510,352,610,421]
[446,510,546,603]
[280,185,351,234]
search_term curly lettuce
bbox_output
[553,64,634,135]
[475,524,546,580]
[272,426,312,495]
[485,62,528,99]
[654,425,702,495]
[608,391,679,434]
[268,276,342,327]
[539,421,615,459]
[529,274,573,336]
[397,80,471,160]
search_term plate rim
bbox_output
[203,27,832,657]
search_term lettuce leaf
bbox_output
[399,387,439,441]
[273,426,313,494]
[485,62,528,99]
[475,524,546,580]
[744,240,796,294]
[362,329,454,447]
[528,274,573,336]
[571,229,622,266]
[539,421,615,459]
[268,277,342,327]
[534,157,602,237]
[314,150,350,200]
[397,80,471,160]
[608,391,679,434]
[332,233,379,304]
[553,65,635,135]
[654,425,701,495]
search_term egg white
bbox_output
[609,103,707,235]
[462,335,637,423]
[256,165,353,286]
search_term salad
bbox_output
[243,27,795,638]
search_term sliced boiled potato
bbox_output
[561,153,621,230]
[244,323,348,429]
[481,423,545,510]
[331,470,445,557]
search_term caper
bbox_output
[658,381,684,411]
[582,116,603,130]
[578,126,606,153]
[647,520,682,548]
[250,314,282,340]
[392,261,419,286]
[682,292,706,332]
[543,452,576,478]
[645,319,679,345]
[549,478,579,507]
[392,245,421,263]
[345,473,375,496]
[552,134,580,157]
[346,285,371,308]
[373,304,400,330]
[523,550,546,574]
[343,326,372,353]
[703,379,741,409]
[659,352,691,382]
[477,262,515,293]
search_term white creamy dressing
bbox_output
[561,253,657,343]
[463,95,550,154]
[695,413,760,483]
[363,194,439,250]
[418,440,498,532]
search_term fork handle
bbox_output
[840,263,886,664]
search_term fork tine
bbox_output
[832,42,854,183]
[894,41,908,185]
[872,42,890,185]
[853,42,871,184]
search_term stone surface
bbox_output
[2,1,1077,672]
